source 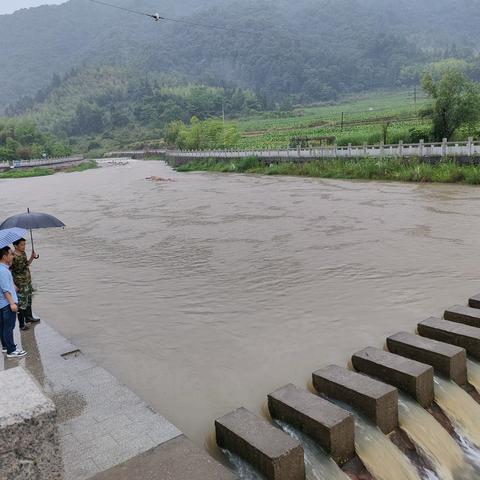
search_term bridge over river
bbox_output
[107,137,480,165]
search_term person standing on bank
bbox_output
[11,238,40,331]
[0,246,27,358]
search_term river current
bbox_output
[2,159,480,446]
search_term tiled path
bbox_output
[0,322,182,479]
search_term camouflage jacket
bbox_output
[10,252,32,288]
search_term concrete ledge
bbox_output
[0,367,63,479]
[469,294,480,309]
[215,407,305,480]
[418,317,480,360]
[387,332,467,385]
[312,365,398,434]
[352,347,434,408]
[91,435,236,480]
[268,384,354,464]
[444,305,480,327]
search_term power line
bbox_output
[87,0,150,18]
[87,0,254,35]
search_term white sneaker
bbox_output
[6,349,27,358]
[1,348,6,353]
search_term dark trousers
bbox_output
[0,305,16,354]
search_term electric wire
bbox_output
[87,0,255,35]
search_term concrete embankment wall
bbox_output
[0,367,63,479]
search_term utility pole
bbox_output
[222,98,225,127]
[341,112,344,131]
[414,86,417,114]
[222,97,226,147]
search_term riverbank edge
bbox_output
[0,160,98,179]
[0,320,235,480]
[171,156,480,184]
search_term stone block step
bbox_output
[418,317,480,360]
[215,407,305,480]
[351,347,434,407]
[444,305,480,328]
[312,365,398,434]
[387,332,467,385]
[468,294,480,309]
[268,383,355,464]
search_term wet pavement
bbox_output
[0,321,182,479]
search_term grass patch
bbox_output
[63,160,98,172]
[0,160,98,179]
[0,167,54,178]
[175,157,480,184]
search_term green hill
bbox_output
[2,0,480,110]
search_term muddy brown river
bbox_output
[2,159,480,448]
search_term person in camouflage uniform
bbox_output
[11,238,40,330]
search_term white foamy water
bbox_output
[354,413,423,480]
[223,449,264,479]
[398,394,478,479]
[275,420,351,480]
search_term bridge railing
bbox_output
[0,156,84,170]
[160,138,478,160]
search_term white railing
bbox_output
[159,138,479,161]
[0,156,84,170]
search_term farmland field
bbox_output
[233,89,432,149]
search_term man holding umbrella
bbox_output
[11,238,40,330]
[0,246,27,358]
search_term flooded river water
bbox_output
[2,159,480,447]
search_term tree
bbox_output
[422,70,480,141]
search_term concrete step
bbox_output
[444,305,480,328]
[215,407,305,480]
[312,365,398,434]
[351,347,434,408]
[268,383,355,464]
[468,293,480,309]
[386,332,467,385]
[418,317,480,360]
[90,435,237,480]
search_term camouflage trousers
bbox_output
[17,283,33,311]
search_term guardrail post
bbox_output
[334,144,338,158]
[379,141,384,157]
[442,138,448,158]
[419,139,424,158]
[347,143,352,158]
[363,142,367,157]
[398,140,403,158]
[468,137,473,157]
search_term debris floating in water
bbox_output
[145,176,176,182]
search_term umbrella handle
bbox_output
[30,229,35,253]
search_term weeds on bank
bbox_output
[0,167,54,178]
[63,160,98,172]
[0,160,98,179]
[175,157,480,184]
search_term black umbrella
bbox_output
[0,208,65,252]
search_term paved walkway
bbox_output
[0,321,184,479]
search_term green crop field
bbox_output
[231,89,432,150]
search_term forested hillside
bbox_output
[2,0,480,109]
[5,66,261,140]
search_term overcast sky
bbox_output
[0,0,67,15]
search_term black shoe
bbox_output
[25,306,40,323]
